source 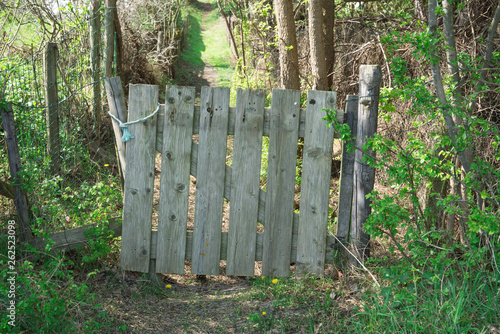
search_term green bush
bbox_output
[0,239,122,333]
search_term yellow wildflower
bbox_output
[166,284,172,289]
[272,279,278,284]
[262,312,266,316]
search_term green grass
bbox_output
[180,10,205,68]
[350,269,500,333]
[242,268,500,333]
[178,0,234,88]
[201,6,234,87]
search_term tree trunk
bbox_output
[308,0,328,90]
[274,0,300,90]
[323,0,335,90]
[422,0,464,230]
[469,0,500,114]
[106,0,123,79]
[428,0,473,175]
[104,0,116,78]
[351,65,382,264]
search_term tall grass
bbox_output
[350,268,500,333]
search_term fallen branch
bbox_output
[28,218,122,251]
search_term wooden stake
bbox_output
[337,95,358,244]
[350,65,381,264]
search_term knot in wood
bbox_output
[359,96,373,107]
[307,148,321,158]
[168,97,175,104]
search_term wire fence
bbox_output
[0,4,123,234]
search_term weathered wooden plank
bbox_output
[351,65,381,264]
[157,106,344,139]
[30,219,336,266]
[226,89,265,276]
[158,139,302,231]
[150,230,337,265]
[296,90,336,275]
[156,86,196,274]
[262,89,300,277]
[1,103,33,242]
[155,102,334,237]
[29,218,122,251]
[104,77,128,178]
[120,84,158,272]
[337,95,358,243]
[192,87,230,275]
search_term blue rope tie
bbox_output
[108,103,161,142]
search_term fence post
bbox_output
[105,0,116,78]
[44,42,61,175]
[1,103,32,242]
[90,0,101,137]
[350,65,382,265]
[337,95,358,244]
[104,77,127,193]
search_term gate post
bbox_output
[350,65,381,265]
[337,95,358,244]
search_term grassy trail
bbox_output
[175,0,234,88]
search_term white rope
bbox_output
[108,103,160,142]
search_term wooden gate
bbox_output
[108,83,348,277]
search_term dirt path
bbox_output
[175,0,233,90]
